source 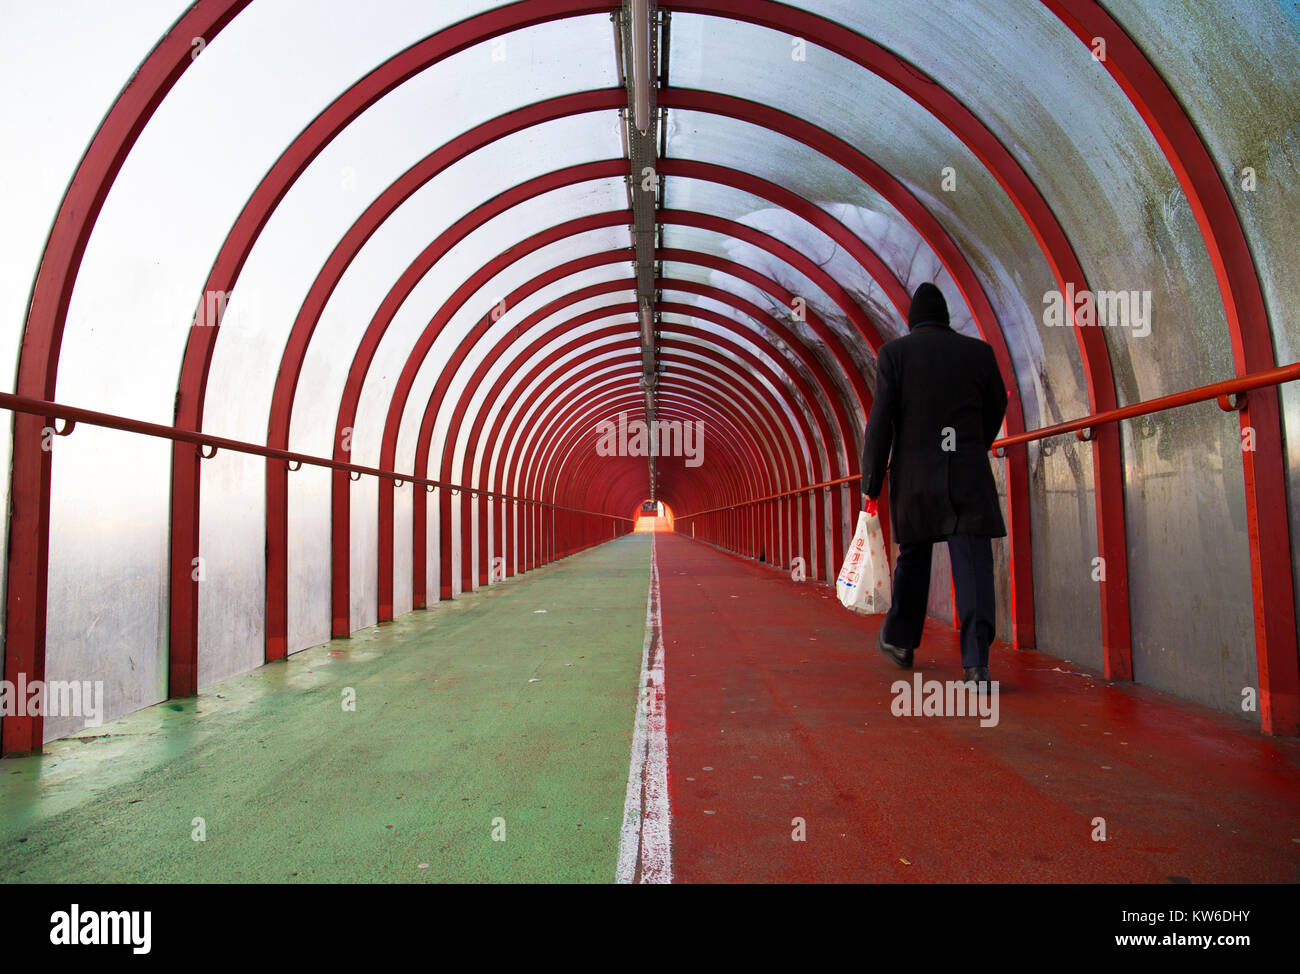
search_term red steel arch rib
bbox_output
[553,401,763,554]
[531,388,777,559]
[443,299,846,595]
[334,152,922,628]
[448,288,850,587]
[661,0,1123,673]
[3,0,253,755]
[417,230,871,598]
[356,143,1037,631]
[17,0,1284,752]
[508,384,764,568]
[2,0,624,752]
[532,362,808,536]
[1041,0,1298,735]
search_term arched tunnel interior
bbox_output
[1,0,1298,897]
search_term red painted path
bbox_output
[656,530,1300,883]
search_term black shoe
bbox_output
[878,631,913,669]
[962,666,992,691]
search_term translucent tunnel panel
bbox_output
[349,171,626,465]
[1104,0,1300,652]
[483,339,640,491]
[665,328,826,463]
[291,111,625,470]
[338,184,625,626]
[505,358,637,485]
[446,304,641,475]
[660,222,872,343]
[396,255,635,479]
[665,349,811,480]
[655,281,861,445]
[660,172,888,424]
[500,365,637,531]
[659,219,887,438]
[659,312,841,478]
[663,110,930,299]
[388,218,632,476]
[659,312,824,417]
[0,6,197,696]
[805,0,1236,403]
[0,0,190,392]
[666,12,1051,419]
[1123,401,1256,713]
[660,255,870,422]
[661,220,903,342]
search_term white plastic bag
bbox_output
[836,509,891,614]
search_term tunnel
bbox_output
[1,0,1298,907]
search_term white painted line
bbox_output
[616,531,673,883]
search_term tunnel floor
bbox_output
[2,529,1298,883]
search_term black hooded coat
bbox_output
[860,284,1009,544]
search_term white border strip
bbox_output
[616,531,672,883]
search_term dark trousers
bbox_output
[881,533,995,668]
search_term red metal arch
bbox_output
[554,403,756,554]
[538,391,776,563]
[515,371,781,541]
[354,197,890,626]
[522,366,796,525]
[517,387,770,570]
[1040,0,1297,736]
[532,360,810,528]
[487,358,770,568]
[547,396,773,530]
[415,260,857,605]
[417,256,861,600]
[446,290,851,588]
[10,0,1286,756]
[434,302,843,598]
[564,407,737,520]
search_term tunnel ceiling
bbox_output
[3,0,1300,748]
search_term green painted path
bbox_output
[0,535,651,883]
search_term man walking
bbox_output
[860,282,1008,687]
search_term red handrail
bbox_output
[675,362,1300,520]
[0,391,632,522]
